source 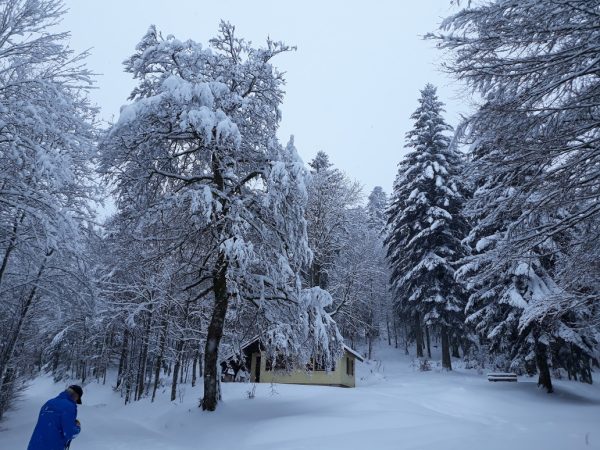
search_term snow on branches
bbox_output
[100,22,341,411]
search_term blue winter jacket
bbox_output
[28,391,81,450]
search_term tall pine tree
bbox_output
[385,84,468,369]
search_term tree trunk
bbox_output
[116,329,129,390]
[535,339,553,393]
[180,348,186,384]
[191,351,199,387]
[415,316,424,358]
[124,369,132,404]
[201,254,228,411]
[183,359,189,384]
[311,261,327,290]
[124,334,134,404]
[136,305,153,401]
[0,367,16,420]
[0,210,24,291]
[0,251,50,384]
[135,346,146,401]
[584,366,592,385]
[171,340,183,402]
[425,326,432,358]
[151,315,169,402]
[451,339,460,358]
[441,326,452,370]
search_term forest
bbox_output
[0,0,598,427]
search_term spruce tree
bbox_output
[367,186,388,232]
[385,84,468,369]
[434,1,600,368]
[457,136,598,393]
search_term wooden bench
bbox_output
[487,372,518,382]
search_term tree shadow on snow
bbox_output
[486,380,600,406]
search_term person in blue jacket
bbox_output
[28,385,83,450]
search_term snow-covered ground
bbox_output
[2,345,600,450]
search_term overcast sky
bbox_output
[62,0,468,198]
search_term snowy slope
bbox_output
[2,346,599,450]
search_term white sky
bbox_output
[62,0,468,198]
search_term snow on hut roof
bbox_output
[221,336,365,363]
[343,345,365,362]
[220,335,260,363]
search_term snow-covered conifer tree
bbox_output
[435,0,600,390]
[457,139,599,393]
[433,0,600,322]
[367,186,388,232]
[385,84,468,369]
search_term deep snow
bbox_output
[2,345,600,450]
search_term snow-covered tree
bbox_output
[367,186,388,232]
[433,0,600,315]
[325,205,390,358]
[0,0,97,417]
[99,23,342,411]
[385,84,468,369]
[305,151,361,290]
[435,0,600,390]
[365,187,395,349]
[457,138,599,393]
[87,211,206,404]
[303,153,393,357]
